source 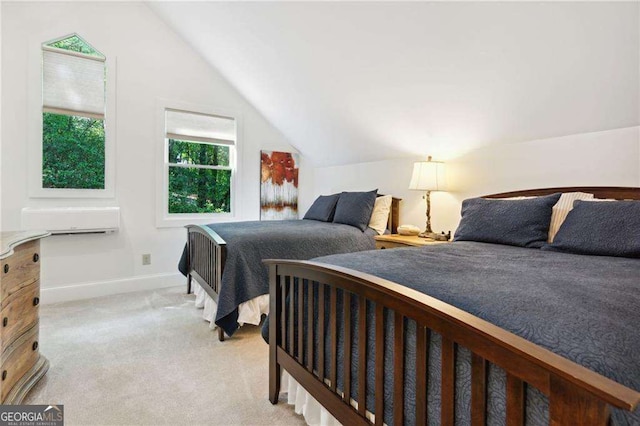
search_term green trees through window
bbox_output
[47,34,103,58]
[42,113,105,189]
[168,140,231,214]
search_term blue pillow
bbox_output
[332,190,378,231]
[542,200,640,258]
[454,193,561,248]
[303,194,340,222]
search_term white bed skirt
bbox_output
[193,284,270,329]
[281,370,342,426]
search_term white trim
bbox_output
[41,272,183,305]
[155,98,242,228]
[169,163,232,171]
[166,133,234,146]
[42,106,104,120]
[28,34,116,199]
[41,45,106,62]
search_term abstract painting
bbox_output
[260,151,299,220]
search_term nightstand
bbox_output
[374,234,449,250]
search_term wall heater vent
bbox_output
[21,207,120,235]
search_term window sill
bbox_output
[29,187,115,199]
[156,213,237,229]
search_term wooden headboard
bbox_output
[484,186,640,201]
[388,197,401,234]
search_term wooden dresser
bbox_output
[0,231,50,404]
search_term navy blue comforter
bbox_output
[265,242,640,424]
[179,220,376,335]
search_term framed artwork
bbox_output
[260,151,299,220]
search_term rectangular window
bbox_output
[165,109,236,215]
[41,36,106,190]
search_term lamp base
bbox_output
[418,231,451,241]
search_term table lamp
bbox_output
[408,156,447,239]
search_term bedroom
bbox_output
[0,1,638,425]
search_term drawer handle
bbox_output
[3,264,8,274]
[2,317,7,327]
[380,246,386,250]
[33,253,39,263]
[2,370,6,381]
[33,297,40,306]
[32,341,39,351]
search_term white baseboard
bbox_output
[41,272,185,305]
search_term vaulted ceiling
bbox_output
[149,2,639,167]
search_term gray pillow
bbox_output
[542,200,640,258]
[332,190,378,231]
[303,194,340,222]
[454,193,561,248]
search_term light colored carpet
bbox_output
[24,286,305,426]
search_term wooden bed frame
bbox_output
[266,187,640,425]
[185,196,402,341]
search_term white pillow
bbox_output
[368,195,393,235]
[547,192,595,242]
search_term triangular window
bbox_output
[44,33,104,59]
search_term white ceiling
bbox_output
[149,2,639,167]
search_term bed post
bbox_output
[186,228,192,294]
[549,376,610,426]
[269,264,282,404]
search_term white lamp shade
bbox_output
[408,160,447,191]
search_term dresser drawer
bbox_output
[0,324,39,402]
[1,283,39,353]
[1,241,40,309]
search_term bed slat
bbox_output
[441,336,456,426]
[307,281,314,373]
[330,286,338,392]
[288,276,294,356]
[374,304,385,426]
[471,353,488,426]
[280,275,286,353]
[507,373,525,426]
[343,291,352,404]
[415,325,429,426]
[393,311,405,426]
[298,278,304,363]
[318,283,325,383]
[358,295,367,416]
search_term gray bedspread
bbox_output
[179,220,376,335]
[266,242,640,424]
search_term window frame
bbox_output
[155,100,241,228]
[28,33,115,199]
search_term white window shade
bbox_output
[166,109,235,145]
[43,48,105,119]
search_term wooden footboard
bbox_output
[185,225,227,341]
[266,260,640,425]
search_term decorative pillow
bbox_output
[453,193,561,248]
[333,190,378,231]
[368,195,393,235]
[547,192,595,242]
[542,200,640,258]
[303,194,340,222]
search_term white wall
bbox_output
[0,2,311,303]
[314,127,640,235]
